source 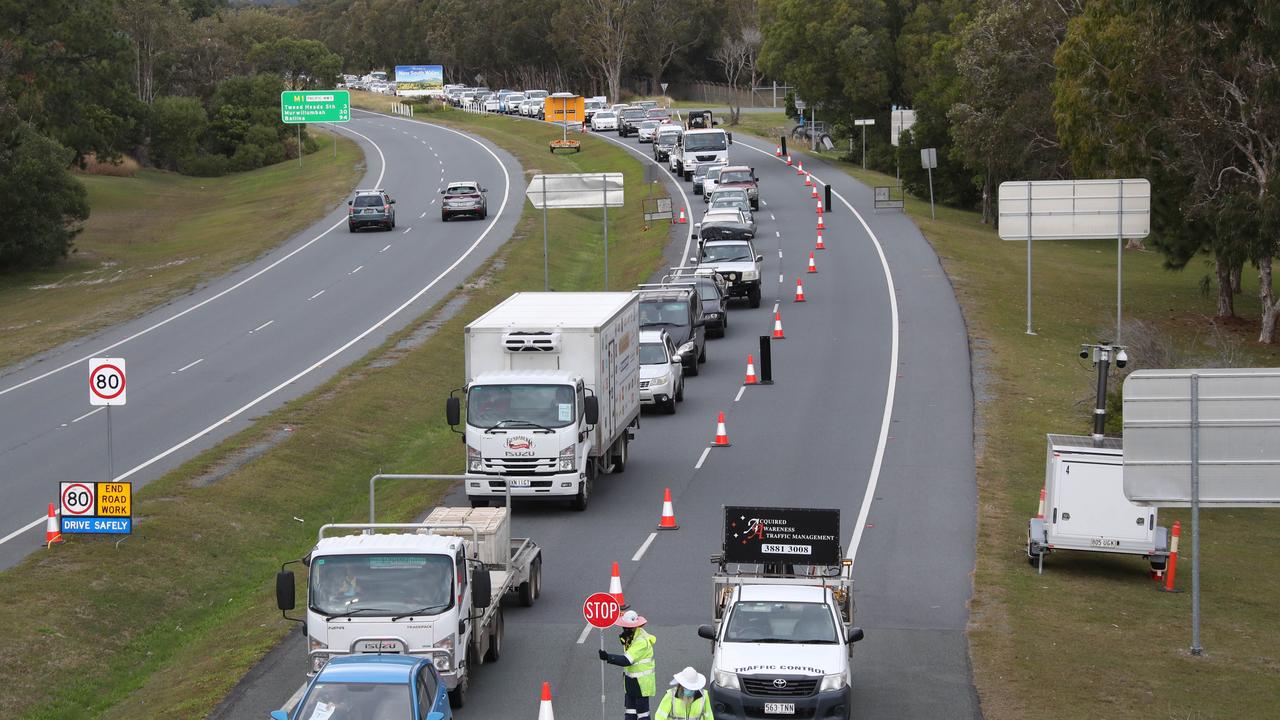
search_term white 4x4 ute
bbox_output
[692,235,763,308]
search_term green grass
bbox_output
[0,104,670,719]
[815,157,1280,718]
[0,135,362,369]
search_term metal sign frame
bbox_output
[722,506,842,566]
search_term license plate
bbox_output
[764,703,795,715]
[353,639,405,653]
[507,478,532,488]
[1090,538,1120,547]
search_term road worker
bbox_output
[598,609,657,720]
[654,667,714,720]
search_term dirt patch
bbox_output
[188,426,295,488]
[78,154,140,177]
[370,294,472,369]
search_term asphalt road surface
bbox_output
[0,110,522,571]
[214,113,979,719]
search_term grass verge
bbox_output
[0,104,671,718]
[819,157,1280,718]
[0,134,362,370]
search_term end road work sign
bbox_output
[59,481,133,534]
[281,90,351,124]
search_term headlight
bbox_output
[432,634,454,672]
[712,670,739,690]
[559,446,576,472]
[742,270,759,281]
[651,374,670,387]
[467,445,482,472]
[818,672,848,692]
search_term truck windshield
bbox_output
[724,601,839,643]
[685,133,727,151]
[297,682,411,718]
[467,384,576,429]
[310,554,454,617]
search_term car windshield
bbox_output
[297,682,413,719]
[710,201,745,214]
[310,554,453,616]
[695,280,719,302]
[720,170,753,184]
[685,133,727,151]
[640,121,660,129]
[639,300,689,329]
[657,132,680,144]
[639,342,669,365]
[713,190,749,203]
[354,195,384,208]
[724,601,839,644]
[622,109,646,119]
[447,185,477,195]
[694,164,724,179]
[701,243,753,263]
[597,112,616,119]
[466,383,576,428]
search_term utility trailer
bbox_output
[1027,434,1169,574]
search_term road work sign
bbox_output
[89,358,126,406]
[59,481,133,534]
[280,90,351,124]
[582,592,621,628]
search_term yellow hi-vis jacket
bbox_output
[654,688,714,719]
[622,629,657,697]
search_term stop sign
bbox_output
[582,592,621,628]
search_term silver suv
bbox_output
[638,329,685,414]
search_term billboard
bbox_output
[722,506,842,566]
[394,65,444,97]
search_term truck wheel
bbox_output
[469,497,489,508]
[569,468,593,511]
[484,609,503,662]
[748,288,762,309]
[519,557,541,607]
[610,434,628,473]
[448,649,472,707]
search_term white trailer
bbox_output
[275,506,541,709]
[1027,434,1169,574]
[447,292,641,511]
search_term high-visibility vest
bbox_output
[654,689,713,720]
[622,629,657,697]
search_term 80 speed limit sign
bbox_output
[89,357,126,406]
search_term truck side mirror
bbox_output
[471,567,492,609]
[848,627,865,643]
[446,396,461,427]
[755,255,764,263]
[727,132,733,144]
[276,570,296,612]
[697,624,716,640]
[584,395,599,425]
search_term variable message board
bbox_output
[723,506,841,565]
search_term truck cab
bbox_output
[676,128,731,181]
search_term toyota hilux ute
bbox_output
[692,229,762,308]
[714,166,760,210]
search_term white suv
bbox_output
[639,329,685,414]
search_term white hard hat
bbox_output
[670,666,707,692]
[615,610,648,628]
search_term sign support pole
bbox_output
[927,166,935,220]
[602,174,610,290]
[861,124,867,169]
[1026,187,1034,335]
[106,406,115,480]
[297,124,303,167]
[599,628,608,720]
[542,175,550,291]
[1190,373,1203,656]
[1117,182,1124,343]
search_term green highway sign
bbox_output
[280,90,351,124]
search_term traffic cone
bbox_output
[811,183,819,199]
[538,681,555,720]
[796,161,805,176]
[815,231,825,250]
[807,252,817,273]
[712,411,731,447]
[804,172,813,187]
[676,207,687,224]
[772,311,785,339]
[744,354,758,385]
[794,278,806,302]
[775,145,782,157]
[1161,520,1181,592]
[786,154,793,166]
[609,561,624,605]
[45,503,62,546]
[657,488,679,530]
[1035,488,1046,520]
[816,200,824,215]
[817,215,825,231]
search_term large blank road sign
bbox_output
[998,179,1150,240]
[525,173,624,209]
[89,357,126,406]
[280,90,351,124]
[1123,368,1280,507]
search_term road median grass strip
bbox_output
[815,157,1280,717]
[0,106,673,719]
[0,134,362,371]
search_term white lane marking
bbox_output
[576,623,593,644]
[309,290,325,300]
[734,386,746,403]
[379,244,391,253]
[770,213,776,220]
[762,200,769,207]
[776,231,781,237]
[349,265,363,275]
[694,447,711,470]
[72,407,104,423]
[778,250,783,257]
[772,302,779,313]
[419,211,427,218]
[0,123,388,398]
[0,517,45,546]
[249,320,273,334]
[430,199,436,205]
[779,274,784,283]
[632,532,658,562]
[172,358,204,374]
[739,139,901,564]
[402,227,412,234]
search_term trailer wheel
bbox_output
[484,609,503,662]
[519,557,541,606]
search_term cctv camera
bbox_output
[1079,348,1090,360]
[1115,349,1128,368]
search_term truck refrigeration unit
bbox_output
[446,292,641,511]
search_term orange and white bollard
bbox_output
[1160,520,1181,592]
[807,252,818,273]
[538,681,555,720]
[609,561,624,605]
[775,145,782,157]
[712,411,731,447]
[811,183,820,199]
[816,200,824,215]
[676,207,688,224]
[817,215,826,231]
[815,231,825,250]
[804,172,813,187]
[773,311,785,338]
[796,161,805,176]
[45,502,62,546]
[744,354,758,385]
[786,154,793,166]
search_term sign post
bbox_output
[854,118,875,169]
[89,358,126,480]
[526,173,625,291]
[280,90,352,167]
[584,592,622,720]
[920,148,938,220]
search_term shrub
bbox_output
[149,97,208,170]
[178,153,230,177]
[229,143,265,172]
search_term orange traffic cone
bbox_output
[775,145,782,157]
[804,172,813,187]
[811,183,819,199]
[744,354,758,385]
[45,502,62,546]
[786,154,793,166]
[796,161,805,176]
[815,231,825,250]
[676,207,687,224]
[712,411,731,447]
[807,252,818,273]
[609,561,624,605]
[816,200,824,215]
[1035,488,1046,520]
[817,215,825,231]
[772,311,785,339]
[657,488,679,530]
[795,278,806,302]
[538,681,555,720]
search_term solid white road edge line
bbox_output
[738,140,901,565]
[0,122,388,398]
[632,532,658,562]
[694,446,711,470]
[172,358,204,374]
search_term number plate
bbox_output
[764,703,795,714]
[507,478,532,488]
[353,639,405,653]
[1090,538,1120,547]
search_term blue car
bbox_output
[271,654,451,720]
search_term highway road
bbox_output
[215,112,979,719]
[0,110,523,571]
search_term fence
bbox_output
[665,80,794,108]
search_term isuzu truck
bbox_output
[446,292,641,510]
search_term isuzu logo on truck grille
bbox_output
[506,436,533,450]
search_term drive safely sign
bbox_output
[59,481,133,534]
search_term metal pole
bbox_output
[599,629,608,720]
[106,406,115,480]
[1190,373,1203,655]
[542,176,550,291]
[861,125,867,169]
[927,167,935,220]
[1117,182,1124,344]
[1026,186,1034,335]
[297,124,303,167]
[602,174,609,290]
[1092,346,1110,442]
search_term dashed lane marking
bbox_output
[172,358,204,374]
[694,447,711,470]
[631,532,658,562]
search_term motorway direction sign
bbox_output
[526,173,625,209]
[723,506,842,565]
[89,357,126,406]
[582,592,621,628]
[280,90,351,124]
[997,179,1151,241]
[59,481,133,534]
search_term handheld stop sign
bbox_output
[582,592,621,628]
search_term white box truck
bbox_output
[446,292,641,511]
[275,506,542,709]
[675,127,731,181]
[1026,434,1169,574]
